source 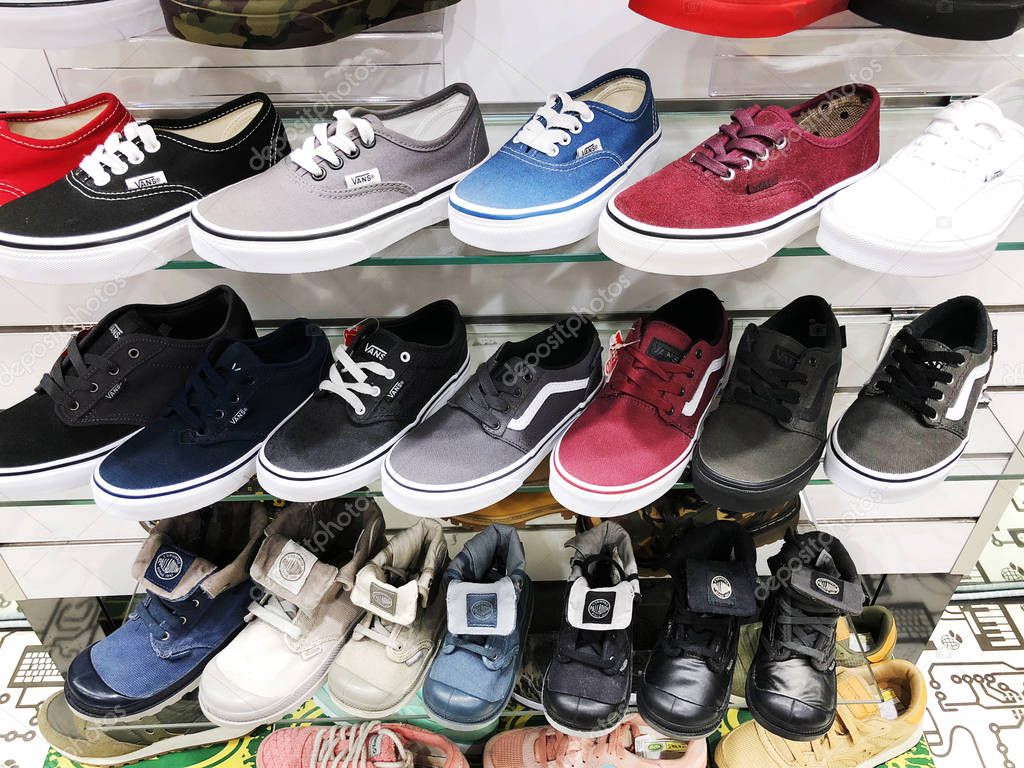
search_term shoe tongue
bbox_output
[836,671,879,721]
[754,105,796,128]
[88,310,159,355]
[751,326,806,371]
[214,340,263,373]
[915,335,956,356]
[349,323,404,366]
[640,321,692,365]
[139,539,217,599]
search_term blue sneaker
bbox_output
[92,319,331,521]
[448,68,661,252]
[64,502,268,722]
[422,524,532,731]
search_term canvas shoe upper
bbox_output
[550,288,730,518]
[819,79,1024,276]
[693,295,844,512]
[629,0,849,37]
[543,523,640,738]
[328,519,450,718]
[0,285,256,499]
[448,69,661,252]
[258,300,470,501]
[0,93,288,284]
[199,498,386,728]
[64,502,268,722]
[423,524,533,730]
[92,319,332,521]
[599,84,880,275]
[189,83,488,273]
[825,296,994,503]
[383,317,604,518]
[0,92,130,206]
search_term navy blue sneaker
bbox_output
[422,524,532,731]
[448,68,661,253]
[92,320,331,520]
[64,502,268,722]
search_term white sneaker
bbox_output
[818,78,1024,276]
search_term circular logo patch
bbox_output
[278,553,306,582]
[711,576,733,600]
[815,577,840,596]
[153,552,183,581]
[588,598,612,619]
[471,600,494,620]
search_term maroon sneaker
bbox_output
[549,289,730,518]
[598,84,880,276]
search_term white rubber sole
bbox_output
[0,431,138,500]
[0,217,191,285]
[598,162,879,276]
[380,385,599,518]
[542,710,620,739]
[256,353,472,502]
[448,134,662,253]
[73,679,201,725]
[50,721,253,767]
[0,0,164,48]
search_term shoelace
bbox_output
[311,721,406,768]
[663,590,731,665]
[732,343,809,422]
[79,122,161,186]
[292,110,376,178]
[906,99,1008,175]
[457,362,525,429]
[38,334,119,412]
[319,344,396,416]
[249,594,303,641]
[770,591,836,669]
[166,357,252,438]
[535,721,629,766]
[137,593,191,642]
[513,92,595,157]
[876,329,965,421]
[782,708,861,766]
[690,106,787,180]
[615,345,696,417]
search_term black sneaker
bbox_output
[0,286,255,498]
[850,0,1024,40]
[746,530,864,741]
[825,296,994,503]
[542,522,639,737]
[257,300,470,501]
[0,93,288,285]
[694,296,843,512]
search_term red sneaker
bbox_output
[599,84,880,275]
[629,0,850,37]
[0,92,130,207]
[550,288,730,518]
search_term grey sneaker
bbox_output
[190,82,488,273]
[825,295,994,502]
[382,317,604,517]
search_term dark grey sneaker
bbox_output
[825,295,994,502]
[693,296,844,512]
[382,316,603,517]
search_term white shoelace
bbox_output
[319,344,395,416]
[291,110,376,177]
[513,92,595,157]
[248,595,303,641]
[79,122,161,186]
[904,99,1010,175]
[311,721,407,768]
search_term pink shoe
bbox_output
[485,714,707,768]
[257,721,469,768]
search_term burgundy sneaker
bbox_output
[598,84,880,276]
[549,289,730,518]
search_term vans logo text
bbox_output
[229,407,248,424]
[125,171,167,190]
[364,343,387,361]
[576,139,603,159]
[345,168,381,189]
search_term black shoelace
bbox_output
[876,329,965,420]
[732,343,808,422]
[663,584,731,668]
[557,554,628,674]
[167,358,255,440]
[457,362,527,429]
[38,335,118,412]
[766,591,836,671]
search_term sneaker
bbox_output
[258,300,471,501]
[190,84,487,273]
[638,521,757,739]
[39,691,251,767]
[0,285,255,498]
[598,85,879,276]
[629,0,849,36]
[0,93,288,284]
[423,524,533,731]
[746,530,864,741]
[383,317,603,517]
[0,93,130,207]
[256,721,470,768]
[824,296,994,502]
[328,519,450,718]
[199,498,387,728]
[550,289,730,518]
[448,69,661,252]
[849,0,1024,39]
[92,319,332,521]
[692,296,844,512]
[818,80,1024,276]
[718,661,926,768]
[484,714,708,768]
[543,522,640,737]
[0,0,164,48]
[64,502,268,722]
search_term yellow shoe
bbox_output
[716,660,926,768]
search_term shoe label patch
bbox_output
[145,543,195,590]
[575,138,603,159]
[109,323,124,340]
[815,576,841,597]
[370,583,398,614]
[270,540,318,596]
[746,177,778,195]
[125,171,167,190]
[585,592,615,622]
[105,380,124,400]
[769,345,799,370]
[363,342,387,361]
[710,575,733,600]
[646,338,685,364]
[685,559,757,617]
[386,380,404,400]
[345,168,381,189]
[447,577,517,636]
[567,578,637,631]
[467,593,498,628]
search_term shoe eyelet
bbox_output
[361,136,376,149]
[757,149,770,162]
[195,428,207,438]
[571,123,583,134]
[108,366,120,376]
[90,383,99,393]
[213,409,225,419]
[161,632,170,641]
[688,371,694,379]
[230,394,240,403]
[523,372,534,382]
[742,157,753,170]
[179,616,187,625]
[400,351,411,363]
[68,400,80,411]
[345,147,361,160]
[324,157,343,170]
[245,377,256,386]
[695,349,703,359]
[311,168,328,181]
[128,348,140,359]
[808,357,817,368]
[666,406,674,416]
[355,406,366,416]
[775,137,788,150]
[721,168,736,182]
[192,599,201,608]
[370,386,381,397]
[548,147,560,158]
